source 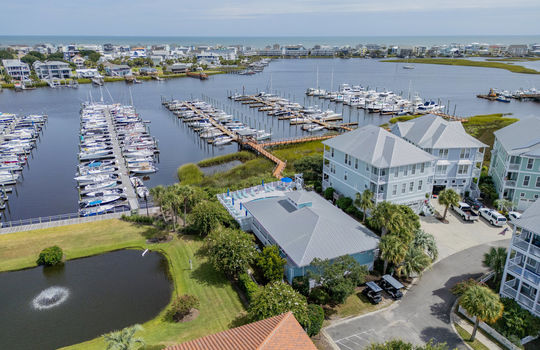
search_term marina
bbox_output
[477,88,540,102]
[77,103,159,216]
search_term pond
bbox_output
[0,249,172,350]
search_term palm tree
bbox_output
[355,190,374,223]
[494,199,513,212]
[482,247,508,285]
[172,184,200,228]
[398,246,432,278]
[103,324,145,350]
[413,229,439,261]
[371,202,403,236]
[459,284,503,341]
[438,189,460,221]
[379,234,408,274]
[149,185,166,219]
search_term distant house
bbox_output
[258,48,283,56]
[507,44,529,57]
[33,61,71,80]
[283,45,308,57]
[165,312,317,350]
[392,115,487,196]
[75,68,101,79]
[103,62,132,77]
[310,45,336,56]
[129,47,146,58]
[71,54,86,69]
[1,59,30,80]
[397,46,414,58]
[166,63,188,74]
[488,117,540,211]
[323,125,437,212]
[231,188,380,283]
[138,67,158,76]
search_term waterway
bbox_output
[0,58,538,220]
[0,249,172,350]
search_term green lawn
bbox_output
[454,323,490,350]
[0,219,244,350]
[382,58,540,74]
[332,292,388,319]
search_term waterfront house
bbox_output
[166,63,188,74]
[75,68,100,79]
[392,115,487,196]
[507,44,529,57]
[165,312,317,350]
[1,59,30,80]
[323,125,437,212]
[103,62,132,77]
[71,54,86,69]
[499,199,540,317]
[218,185,379,283]
[138,67,158,76]
[488,117,540,211]
[129,47,146,59]
[33,61,71,80]
[311,45,336,56]
[283,45,309,57]
[397,46,414,58]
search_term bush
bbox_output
[177,163,203,185]
[257,245,286,283]
[239,273,260,303]
[292,275,310,297]
[323,187,334,200]
[491,297,540,339]
[336,196,353,210]
[313,181,322,193]
[306,304,324,336]
[121,214,154,225]
[36,246,63,266]
[167,294,200,322]
[309,287,329,305]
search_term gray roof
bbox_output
[243,190,380,267]
[514,199,540,233]
[494,117,540,157]
[324,124,436,168]
[392,115,487,149]
[2,59,28,68]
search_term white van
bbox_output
[479,208,507,227]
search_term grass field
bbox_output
[454,323,490,350]
[382,58,540,74]
[0,219,244,350]
[462,113,518,150]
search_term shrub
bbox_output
[306,304,325,336]
[121,214,154,225]
[292,275,310,297]
[36,246,63,266]
[336,197,353,210]
[323,187,334,200]
[177,163,203,185]
[309,287,329,305]
[238,273,260,303]
[189,201,225,236]
[491,297,540,339]
[167,294,200,322]
[257,245,286,283]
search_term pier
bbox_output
[103,108,139,210]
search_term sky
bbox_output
[2,0,540,36]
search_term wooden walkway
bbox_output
[431,111,468,122]
[259,134,335,147]
[182,102,238,140]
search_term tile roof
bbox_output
[164,312,316,350]
[324,124,436,168]
[392,115,487,149]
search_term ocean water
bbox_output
[1,35,540,48]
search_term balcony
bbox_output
[375,193,384,201]
[516,293,536,309]
[369,172,387,184]
[501,285,518,299]
[512,236,530,252]
[507,259,540,285]
[476,152,484,160]
[508,163,520,171]
[505,179,517,187]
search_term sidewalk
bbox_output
[451,309,502,350]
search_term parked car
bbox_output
[479,208,507,226]
[379,275,404,300]
[464,197,483,211]
[451,202,479,221]
[508,211,521,221]
[362,281,383,304]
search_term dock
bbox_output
[103,107,139,210]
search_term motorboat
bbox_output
[80,195,124,208]
[81,180,119,191]
[79,204,115,217]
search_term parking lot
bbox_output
[421,201,510,261]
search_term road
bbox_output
[325,240,510,349]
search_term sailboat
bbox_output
[403,57,415,70]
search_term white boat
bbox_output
[136,186,150,198]
[81,180,118,191]
[80,195,123,208]
[79,204,115,217]
[213,136,233,146]
[82,188,124,197]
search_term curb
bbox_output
[450,298,475,350]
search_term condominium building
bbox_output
[499,199,540,317]
[392,115,487,196]
[323,125,437,211]
[33,61,71,80]
[489,117,540,211]
[1,59,30,80]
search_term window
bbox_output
[402,183,406,194]
[394,167,399,177]
[403,166,408,176]
[436,165,448,175]
[344,171,348,181]
[411,164,416,175]
[523,175,530,187]
[331,148,334,157]
[409,181,414,192]
[366,164,370,171]
[392,184,397,195]
[460,148,470,159]
[421,163,425,173]
[418,180,423,191]
[355,158,358,169]
[527,158,534,169]
[438,149,449,158]
[457,165,469,175]
[536,177,540,188]
[324,159,330,166]
[520,192,525,197]
[330,163,335,174]
[344,154,348,165]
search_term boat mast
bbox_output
[316,65,319,90]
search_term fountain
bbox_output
[31,286,70,310]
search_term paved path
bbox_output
[325,240,509,349]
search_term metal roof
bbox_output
[324,125,436,168]
[514,199,540,234]
[243,190,380,267]
[392,115,487,149]
[366,281,382,293]
[494,117,540,157]
[382,274,404,289]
